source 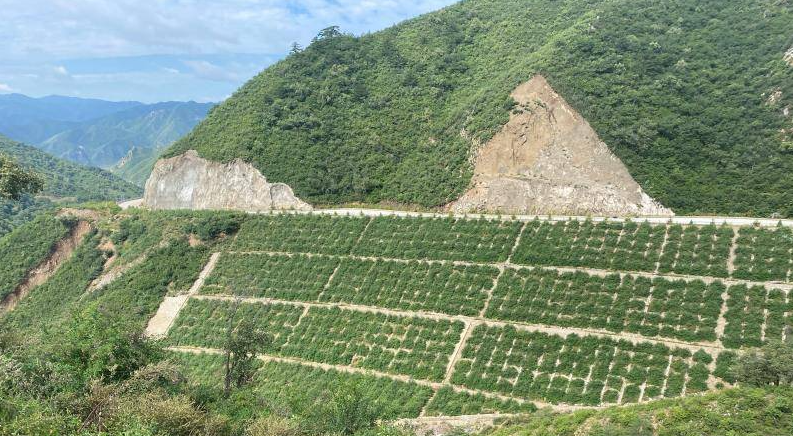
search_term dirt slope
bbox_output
[0,220,92,314]
[451,76,672,216]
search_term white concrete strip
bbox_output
[144,252,221,338]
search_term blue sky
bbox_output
[0,0,456,103]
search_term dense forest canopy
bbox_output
[168,0,793,216]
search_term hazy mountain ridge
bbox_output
[0,94,212,183]
[40,101,213,169]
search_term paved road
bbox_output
[120,198,793,227]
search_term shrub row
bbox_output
[486,268,723,342]
[733,226,793,282]
[202,252,337,300]
[171,351,433,419]
[353,216,522,262]
[169,299,464,382]
[452,325,711,405]
[722,284,792,349]
[233,214,370,255]
[320,258,498,316]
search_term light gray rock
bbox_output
[143,150,312,212]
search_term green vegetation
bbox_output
[487,268,723,342]
[722,284,792,349]
[0,134,140,201]
[0,134,141,236]
[452,325,708,406]
[109,145,160,186]
[233,214,369,255]
[39,101,213,169]
[322,258,498,317]
[0,232,106,330]
[424,386,536,417]
[352,216,522,262]
[169,300,463,382]
[2,209,793,434]
[173,352,434,420]
[734,226,793,282]
[513,220,735,276]
[0,214,71,301]
[203,253,337,300]
[168,0,793,216]
[0,153,42,201]
[483,388,793,436]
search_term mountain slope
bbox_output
[40,101,213,169]
[109,146,162,186]
[167,0,793,216]
[0,94,141,144]
[0,135,141,235]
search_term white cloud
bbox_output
[0,0,457,61]
[0,0,458,101]
[183,60,239,83]
[0,83,14,92]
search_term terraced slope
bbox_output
[149,213,792,417]
[2,210,790,419]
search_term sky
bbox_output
[0,0,456,103]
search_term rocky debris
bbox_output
[785,47,793,66]
[143,150,312,212]
[450,75,673,216]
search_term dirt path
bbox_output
[0,220,93,314]
[145,252,221,338]
[397,413,520,435]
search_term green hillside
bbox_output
[1,209,791,435]
[109,146,161,186]
[0,135,141,235]
[168,0,793,216]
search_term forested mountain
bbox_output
[40,101,213,169]
[0,135,141,235]
[168,0,793,216]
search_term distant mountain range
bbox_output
[0,94,213,185]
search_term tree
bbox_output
[312,26,342,43]
[0,154,43,200]
[736,340,793,387]
[60,304,163,384]
[289,42,303,55]
[223,300,271,397]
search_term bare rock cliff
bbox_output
[786,47,793,66]
[451,75,673,216]
[143,150,312,211]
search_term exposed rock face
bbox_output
[785,47,793,66]
[451,75,673,216]
[143,150,312,211]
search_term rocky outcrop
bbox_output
[785,47,793,66]
[451,75,673,217]
[143,150,312,212]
